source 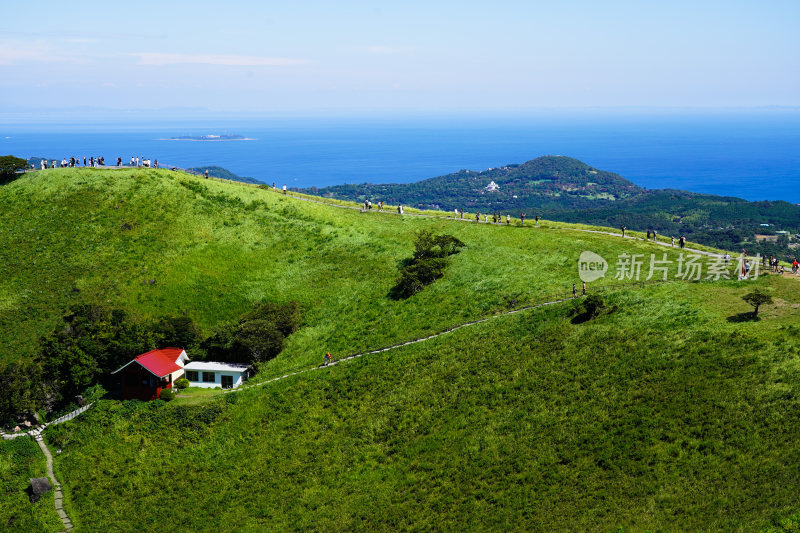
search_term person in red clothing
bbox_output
[324,352,332,366]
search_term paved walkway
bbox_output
[34,435,73,531]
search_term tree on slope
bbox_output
[0,155,28,184]
[742,288,773,317]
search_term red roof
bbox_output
[129,347,185,377]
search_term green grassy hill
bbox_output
[1,168,799,531]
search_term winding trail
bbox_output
[34,434,73,531]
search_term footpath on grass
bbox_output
[1,405,93,531]
[34,434,73,531]
[235,280,670,393]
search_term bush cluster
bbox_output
[0,300,300,425]
[391,230,465,299]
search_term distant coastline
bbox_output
[158,134,255,141]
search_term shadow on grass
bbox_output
[727,312,760,323]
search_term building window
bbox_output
[186,371,199,382]
[202,372,215,383]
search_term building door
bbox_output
[221,375,233,389]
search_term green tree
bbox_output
[742,288,773,316]
[0,155,28,184]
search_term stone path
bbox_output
[34,434,73,531]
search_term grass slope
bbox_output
[0,438,64,532]
[2,168,799,531]
[1,167,695,373]
[45,277,800,531]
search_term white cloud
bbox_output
[132,52,308,67]
[0,40,82,65]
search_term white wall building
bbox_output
[183,361,250,389]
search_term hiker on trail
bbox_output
[492,213,497,223]
[460,209,464,219]
[671,237,675,247]
[454,208,459,218]
[647,229,651,240]
[282,184,287,194]
[521,213,525,225]
[506,214,510,225]
[476,212,480,223]
[324,352,332,366]
[116,157,122,166]
[724,252,730,265]
[379,201,383,211]
[154,160,158,169]
[582,282,586,295]
[205,169,210,179]
[40,160,46,170]
[679,236,685,249]
[653,230,657,242]
[83,156,87,166]
[272,182,276,189]
[573,284,577,298]
[484,214,488,223]
[398,204,403,214]
[535,215,539,226]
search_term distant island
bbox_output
[161,134,254,141]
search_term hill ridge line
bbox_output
[263,187,723,258]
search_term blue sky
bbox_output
[1,0,798,115]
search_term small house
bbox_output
[485,181,500,191]
[182,361,250,389]
[112,347,189,401]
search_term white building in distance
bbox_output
[485,181,500,191]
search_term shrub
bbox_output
[391,231,464,299]
[159,388,176,401]
[0,155,27,184]
[174,378,190,390]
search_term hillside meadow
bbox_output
[1,167,798,531]
[40,277,800,531]
[1,167,707,377]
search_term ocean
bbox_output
[2,111,799,203]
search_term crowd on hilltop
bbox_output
[36,155,158,170]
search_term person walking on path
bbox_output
[398,204,404,214]
[535,215,539,226]
[323,352,332,366]
[476,212,480,223]
[653,230,658,242]
[506,214,510,225]
[647,229,651,241]
[454,208,459,219]
[205,169,210,179]
[671,236,675,247]
[582,281,586,295]
[520,213,525,226]
[283,184,287,194]
[460,209,464,219]
[621,225,626,238]
[572,284,577,298]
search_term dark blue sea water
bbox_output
[2,111,798,202]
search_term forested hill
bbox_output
[301,155,800,259]
[303,156,642,211]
